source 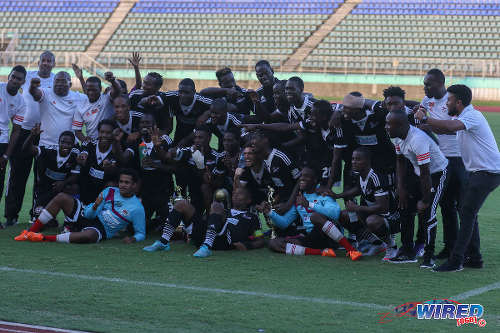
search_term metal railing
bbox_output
[0,50,499,78]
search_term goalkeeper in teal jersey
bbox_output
[15,169,146,244]
[259,167,362,260]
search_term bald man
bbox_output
[29,71,86,148]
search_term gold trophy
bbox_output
[265,185,277,239]
[214,188,231,210]
[170,185,190,239]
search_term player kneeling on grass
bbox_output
[143,187,265,257]
[261,167,362,261]
[14,169,145,244]
[330,147,400,260]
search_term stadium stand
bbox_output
[0,0,118,56]
[97,0,343,69]
[302,0,500,74]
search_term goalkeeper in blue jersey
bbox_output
[259,167,362,260]
[15,169,146,244]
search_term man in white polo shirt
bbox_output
[71,66,121,142]
[385,109,449,269]
[29,71,86,148]
[420,69,466,260]
[0,66,27,228]
[5,51,56,226]
[416,84,500,272]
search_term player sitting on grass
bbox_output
[143,187,265,257]
[261,166,362,261]
[14,169,145,244]
[331,147,399,260]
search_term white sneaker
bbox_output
[382,246,399,261]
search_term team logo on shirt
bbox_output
[121,209,129,216]
[52,101,56,104]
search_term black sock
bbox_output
[160,209,183,244]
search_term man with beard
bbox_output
[15,169,145,245]
[415,84,500,272]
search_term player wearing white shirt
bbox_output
[6,52,56,227]
[0,66,27,228]
[416,84,500,272]
[421,68,466,260]
[28,71,86,148]
[386,110,448,269]
[71,72,121,142]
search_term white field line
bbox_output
[2,266,499,314]
[0,320,89,332]
[0,266,389,311]
[450,281,500,301]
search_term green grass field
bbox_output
[0,113,499,333]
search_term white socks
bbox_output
[39,209,54,224]
[322,221,343,242]
[56,233,71,243]
[285,243,306,256]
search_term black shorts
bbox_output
[357,211,400,234]
[64,198,108,242]
[297,225,338,249]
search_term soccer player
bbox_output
[234,143,273,206]
[112,94,143,145]
[415,84,500,272]
[200,67,254,115]
[0,66,27,228]
[331,93,396,181]
[216,128,242,189]
[8,52,56,226]
[23,125,80,212]
[77,119,125,204]
[251,131,301,208]
[419,69,466,260]
[128,52,142,91]
[333,147,399,260]
[203,98,244,150]
[72,71,121,142]
[143,187,264,257]
[129,72,172,134]
[15,169,145,244]
[121,113,174,226]
[386,110,449,268]
[169,125,224,213]
[28,72,86,148]
[165,78,212,145]
[255,60,279,114]
[262,167,361,260]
